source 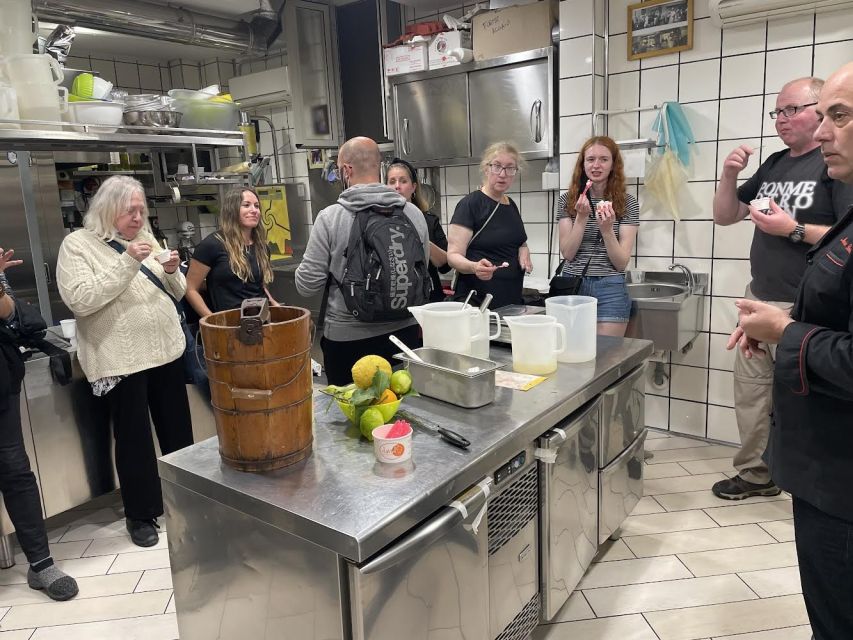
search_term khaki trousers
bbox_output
[732,285,793,485]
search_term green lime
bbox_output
[359,407,385,441]
[390,370,412,396]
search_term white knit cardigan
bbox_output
[56,229,187,382]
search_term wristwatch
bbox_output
[789,223,806,243]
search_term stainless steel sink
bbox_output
[626,283,688,300]
[625,271,707,352]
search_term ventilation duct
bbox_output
[709,0,853,27]
[33,0,278,55]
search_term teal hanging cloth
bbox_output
[642,102,696,221]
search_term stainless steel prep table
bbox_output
[159,336,652,640]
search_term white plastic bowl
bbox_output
[67,101,124,133]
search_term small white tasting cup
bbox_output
[750,197,772,214]
[59,318,76,339]
[156,248,172,264]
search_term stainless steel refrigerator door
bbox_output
[468,56,552,159]
[539,397,600,621]
[599,429,647,545]
[393,74,470,164]
[599,364,646,466]
[348,479,490,640]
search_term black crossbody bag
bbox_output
[548,256,592,297]
[107,241,206,385]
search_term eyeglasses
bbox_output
[769,102,817,119]
[487,163,518,176]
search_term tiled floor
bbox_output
[0,431,811,639]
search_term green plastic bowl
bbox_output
[335,398,401,426]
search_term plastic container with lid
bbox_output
[172,97,239,131]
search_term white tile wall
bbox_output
[600,7,853,443]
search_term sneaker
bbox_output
[126,518,160,547]
[712,475,781,500]
[27,559,79,601]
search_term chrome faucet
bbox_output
[669,263,695,293]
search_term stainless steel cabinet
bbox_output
[469,57,551,158]
[285,0,344,148]
[393,74,470,164]
[390,48,553,167]
[348,479,490,640]
[539,398,600,621]
[599,364,645,465]
[599,430,646,544]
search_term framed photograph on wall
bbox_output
[627,0,693,61]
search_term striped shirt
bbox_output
[556,191,640,277]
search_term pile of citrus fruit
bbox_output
[323,355,414,441]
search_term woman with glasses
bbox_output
[447,141,531,309]
[557,136,639,336]
[386,158,450,302]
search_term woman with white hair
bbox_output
[56,176,193,548]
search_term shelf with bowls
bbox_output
[0,117,245,152]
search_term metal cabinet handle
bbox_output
[43,262,51,284]
[402,118,411,156]
[529,100,543,144]
[359,477,491,575]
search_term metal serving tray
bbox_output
[393,348,502,408]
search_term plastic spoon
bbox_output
[389,334,424,362]
[581,179,592,197]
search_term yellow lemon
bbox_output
[390,370,412,395]
[351,355,392,389]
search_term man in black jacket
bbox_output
[729,61,853,640]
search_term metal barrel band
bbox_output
[211,392,313,415]
[204,322,316,366]
[207,352,313,399]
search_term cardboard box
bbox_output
[473,2,556,61]
[428,30,473,69]
[383,41,429,77]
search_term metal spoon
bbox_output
[461,289,476,309]
[478,293,493,313]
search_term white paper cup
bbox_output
[156,248,172,264]
[59,318,76,339]
[372,423,413,464]
[750,197,772,213]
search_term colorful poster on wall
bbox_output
[257,186,293,260]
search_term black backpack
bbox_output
[336,205,430,322]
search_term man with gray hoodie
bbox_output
[296,137,429,384]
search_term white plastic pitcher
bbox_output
[0,0,37,56]
[546,295,598,362]
[470,307,501,359]
[504,315,566,375]
[0,81,20,129]
[408,301,494,356]
[1,54,64,87]
[15,84,67,130]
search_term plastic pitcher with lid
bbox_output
[408,301,497,356]
[504,315,566,375]
[545,295,597,362]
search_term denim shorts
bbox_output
[578,274,632,323]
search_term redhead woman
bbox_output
[56,176,193,549]
[386,158,450,301]
[447,141,531,309]
[557,136,639,336]
[185,187,276,318]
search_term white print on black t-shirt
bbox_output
[755,181,816,218]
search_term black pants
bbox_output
[106,358,193,520]
[0,394,49,564]
[320,324,422,386]
[793,496,853,639]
